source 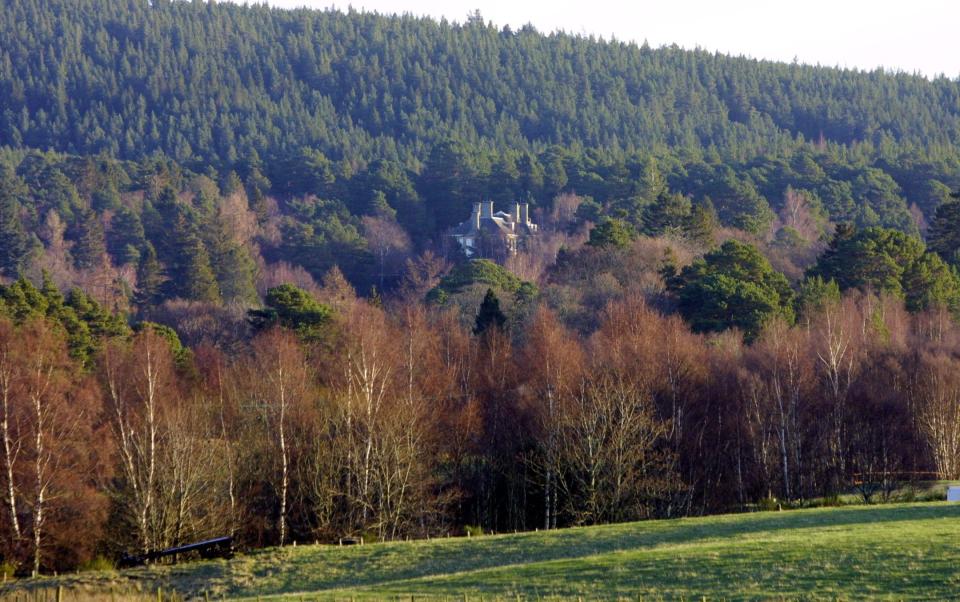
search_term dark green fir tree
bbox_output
[0,167,29,278]
[135,243,166,309]
[474,288,507,335]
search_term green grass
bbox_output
[6,502,960,600]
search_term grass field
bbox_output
[5,502,960,600]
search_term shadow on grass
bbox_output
[5,503,958,600]
[223,503,960,598]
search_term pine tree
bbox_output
[249,284,332,341]
[641,191,691,237]
[107,207,146,266]
[0,167,29,278]
[903,252,960,317]
[367,190,397,220]
[587,217,636,249]
[673,240,795,341]
[135,243,166,309]
[419,140,479,231]
[809,226,924,296]
[474,288,507,335]
[637,156,667,203]
[684,199,719,247]
[795,276,841,321]
[203,211,258,304]
[928,196,960,266]
[177,234,221,303]
[152,193,222,304]
[71,207,107,270]
[243,152,272,223]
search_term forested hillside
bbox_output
[4,0,960,163]
[3,0,960,577]
[1,0,960,241]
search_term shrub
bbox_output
[79,556,116,572]
[0,561,15,581]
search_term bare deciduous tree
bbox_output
[556,375,672,525]
[362,216,412,292]
[244,328,313,546]
[911,352,960,479]
[102,329,177,554]
[521,307,583,530]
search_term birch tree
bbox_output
[11,320,102,574]
[521,307,583,530]
[556,375,672,525]
[101,329,177,553]
[246,328,312,546]
[0,320,23,552]
[332,303,396,534]
[911,352,960,479]
[745,321,815,501]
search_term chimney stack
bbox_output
[481,201,494,219]
[472,202,481,230]
[520,203,529,226]
[513,202,522,223]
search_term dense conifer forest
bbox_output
[1,0,960,575]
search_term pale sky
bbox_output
[241,0,960,78]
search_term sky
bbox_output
[241,0,960,78]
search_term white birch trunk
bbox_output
[0,355,21,541]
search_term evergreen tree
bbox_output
[107,207,146,266]
[0,277,48,322]
[175,234,221,303]
[928,196,960,266]
[366,190,397,220]
[542,146,568,198]
[203,211,258,304]
[714,172,775,235]
[637,157,668,204]
[91,181,121,212]
[243,151,272,222]
[70,207,107,270]
[135,243,166,309]
[683,199,719,247]
[808,226,925,297]
[795,275,841,321]
[419,140,481,232]
[249,284,332,341]
[40,276,95,363]
[903,252,960,317]
[641,191,691,237]
[671,240,795,341]
[151,190,222,303]
[474,288,507,335]
[0,166,29,277]
[587,217,636,248]
[65,287,129,340]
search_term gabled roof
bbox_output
[450,220,476,236]
[452,215,516,238]
[481,216,516,237]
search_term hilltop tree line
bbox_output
[0,1,959,301]
[0,1,958,326]
[2,0,960,167]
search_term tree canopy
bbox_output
[808,225,960,315]
[249,284,334,341]
[671,240,795,340]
